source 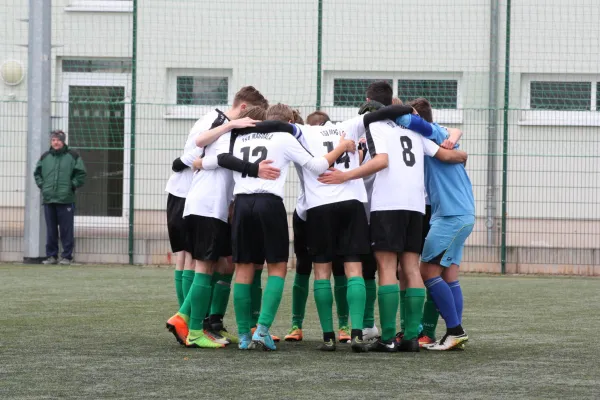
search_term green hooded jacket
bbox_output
[34,145,87,204]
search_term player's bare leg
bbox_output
[314,262,336,351]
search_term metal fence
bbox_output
[0,0,598,273]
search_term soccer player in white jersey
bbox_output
[165,86,270,347]
[318,81,467,352]
[226,103,356,351]
[285,110,352,345]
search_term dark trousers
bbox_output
[44,203,75,260]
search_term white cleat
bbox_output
[362,325,380,342]
[423,333,468,351]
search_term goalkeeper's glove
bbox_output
[358,100,386,115]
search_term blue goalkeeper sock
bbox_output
[448,281,463,324]
[424,277,460,329]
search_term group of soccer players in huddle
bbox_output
[164,81,475,352]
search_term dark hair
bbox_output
[266,103,293,122]
[409,98,433,123]
[366,81,393,106]
[233,86,269,110]
[292,109,304,124]
[306,110,330,126]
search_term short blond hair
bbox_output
[266,103,293,122]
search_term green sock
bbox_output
[233,283,252,335]
[205,272,220,318]
[347,276,366,331]
[422,290,439,338]
[333,275,349,328]
[399,289,406,333]
[404,288,426,340]
[250,269,263,327]
[188,273,213,331]
[257,276,285,328]
[181,269,195,298]
[363,279,377,328]
[378,284,399,341]
[210,273,233,316]
[177,293,191,321]
[174,270,184,307]
[291,273,310,328]
[313,279,334,333]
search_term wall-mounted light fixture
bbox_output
[0,60,25,86]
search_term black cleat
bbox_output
[397,338,420,352]
[351,336,369,353]
[395,331,404,344]
[369,338,398,352]
[317,339,336,352]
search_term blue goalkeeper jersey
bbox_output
[396,115,475,221]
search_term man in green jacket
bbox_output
[34,130,86,265]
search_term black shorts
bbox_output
[167,194,189,253]
[232,194,289,264]
[370,210,423,254]
[306,199,370,263]
[185,215,231,262]
[421,204,432,254]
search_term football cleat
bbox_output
[397,338,420,352]
[418,334,436,348]
[204,330,230,345]
[350,336,369,353]
[238,333,253,350]
[368,338,398,352]
[252,325,280,342]
[363,325,380,342]
[166,313,189,345]
[423,332,468,351]
[317,339,337,352]
[394,331,404,344]
[251,324,277,351]
[338,326,351,343]
[284,326,303,342]
[217,328,239,344]
[186,331,225,349]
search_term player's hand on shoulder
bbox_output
[192,157,203,171]
[318,168,348,184]
[229,117,259,129]
[258,159,281,180]
[441,139,456,149]
[338,132,356,153]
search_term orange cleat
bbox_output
[166,313,189,345]
[418,334,436,348]
[284,326,303,342]
[338,326,351,343]
[251,325,280,342]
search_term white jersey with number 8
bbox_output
[367,120,439,214]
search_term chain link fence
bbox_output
[0,0,598,273]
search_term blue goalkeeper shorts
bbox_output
[421,214,475,267]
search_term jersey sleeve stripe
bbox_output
[365,127,377,158]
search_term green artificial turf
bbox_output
[1,264,599,399]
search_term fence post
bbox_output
[500,0,512,274]
[485,0,499,246]
[315,0,323,110]
[23,0,52,263]
[128,0,138,265]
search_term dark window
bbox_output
[398,79,458,109]
[530,81,591,111]
[333,79,392,107]
[176,76,228,106]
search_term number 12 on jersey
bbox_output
[323,141,350,168]
[240,146,268,178]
